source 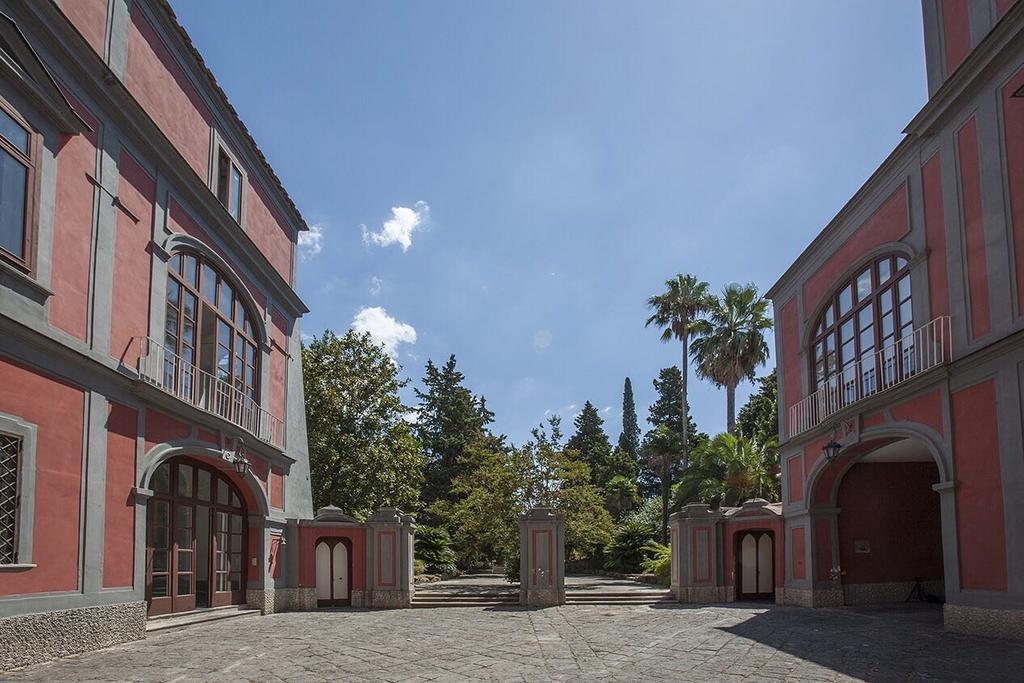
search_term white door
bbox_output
[757,534,773,593]
[332,542,349,600]
[741,534,757,595]
[315,541,332,601]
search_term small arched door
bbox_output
[315,538,350,606]
[736,530,774,600]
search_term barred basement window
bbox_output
[0,432,21,565]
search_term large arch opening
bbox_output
[831,438,945,606]
[145,456,249,616]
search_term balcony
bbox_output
[788,316,952,437]
[136,337,285,449]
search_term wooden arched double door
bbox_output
[315,538,351,607]
[736,530,775,601]
[146,458,248,616]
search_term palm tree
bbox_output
[645,274,712,470]
[673,432,779,509]
[690,283,772,434]
[642,425,684,543]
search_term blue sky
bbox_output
[174,1,928,446]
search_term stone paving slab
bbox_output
[4,603,1024,682]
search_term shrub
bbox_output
[415,525,459,576]
[641,541,671,586]
[504,548,520,583]
[413,558,427,576]
[603,518,655,573]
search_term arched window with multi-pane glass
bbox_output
[164,252,260,415]
[810,254,913,404]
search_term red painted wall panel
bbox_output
[837,462,943,584]
[779,297,801,421]
[922,153,950,319]
[996,0,1017,18]
[802,186,909,311]
[298,526,366,590]
[60,0,108,57]
[890,389,944,436]
[125,4,212,179]
[941,1,972,75]
[270,467,284,510]
[814,518,834,582]
[143,409,190,453]
[1003,68,1024,318]
[957,118,991,338]
[0,358,84,596]
[245,180,293,283]
[791,527,806,580]
[786,455,804,503]
[269,307,289,424]
[49,98,99,341]
[952,380,1007,591]
[110,150,154,364]
[103,402,137,588]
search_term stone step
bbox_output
[145,605,261,633]
[411,601,518,608]
[566,591,672,598]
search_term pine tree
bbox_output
[566,401,615,488]
[414,355,494,509]
[639,367,707,498]
[737,369,778,444]
[617,377,640,464]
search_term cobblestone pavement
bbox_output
[5,603,1024,682]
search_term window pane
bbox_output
[153,526,169,549]
[197,469,211,502]
[202,263,217,303]
[899,300,913,328]
[856,268,871,301]
[895,256,908,271]
[170,254,182,274]
[217,150,230,206]
[230,166,242,222]
[152,550,168,572]
[234,300,245,327]
[231,492,241,509]
[152,466,170,495]
[218,280,232,316]
[0,152,28,256]
[231,514,242,533]
[175,504,193,529]
[840,319,854,344]
[881,312,894,338]
[182,291,197,322]
[878,258,892,283]
[0,109,29,154]
[230,574,242,592]
[178,550,193,573]
[217,482,229,507]
[897,275,911,302]
[177,573,193,596]
[152,575,169,597]
[858,304,873,330]
[216,574,227,592]
[879,288,893,314]
[183,255,198,287]
[859,326,875,352]
[231,535,242,552]
[823,305,834,328]
[838,286,853,316]
[177,464,193,498]
[840,340,855,365]
[231,552,242,571]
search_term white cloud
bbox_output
[298,224,324,260]
[361,201,429,251]
[603,406,612,413]
[350,306,417,358]
[369,276,383,295]
[533,329,553,351]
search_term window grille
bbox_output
[0,432,20,564]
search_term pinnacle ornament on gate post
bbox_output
[519,507,566,607]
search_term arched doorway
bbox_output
[736,530,775,600]
[146,457,248,616]
[315,538,351,606]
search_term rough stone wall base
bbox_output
[0,601,146,671]
[350,589,365,608]
[366,589,411,609]
[945,603,1024,641]
[677,586,726,603]
[783,587,843,608]
[246,589,275,614]
[843,581,945,606]
[521,588,565,607]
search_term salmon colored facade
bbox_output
[766,0,1024,640]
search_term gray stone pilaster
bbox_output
[518,508,565,607]
[365,508,415,608]
[669,504,726,603]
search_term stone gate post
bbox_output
[365,508,416,608]
[519,508,566,607]
[670,503,726,603]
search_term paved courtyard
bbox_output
[5,600,1024,682]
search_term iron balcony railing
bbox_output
[788,316,952,437]
[137,337,284,449]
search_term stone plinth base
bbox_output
[782,587,843,608]
[945,603,1024,641]
[0,601,146,670]
[843,581,944,606]
[521,587,565,608]
[366,589,411,609]
[676,586,727,603]
[350,590,366,608]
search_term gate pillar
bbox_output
[365,508,416,608]
[670,503,726,603]
[519,507,566,607]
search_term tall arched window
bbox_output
[811,255,913,400]
[164,252,260,405]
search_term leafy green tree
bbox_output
[737,369,778,444]
[674,432,780,509]
[302,330,424,518]
[690,283,773,434]
[639,367,707,498]
[642,425,684,543]
[567,401,615,487]
[646,274,713,471]
[414,525,459,576]
[641,541,672,586]
[617,377,641,465]
[414,355,495,510]
[604,473,639,520]
[604,518,655,573]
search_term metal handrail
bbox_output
[137,337,284,449]
[787,316,952,437]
